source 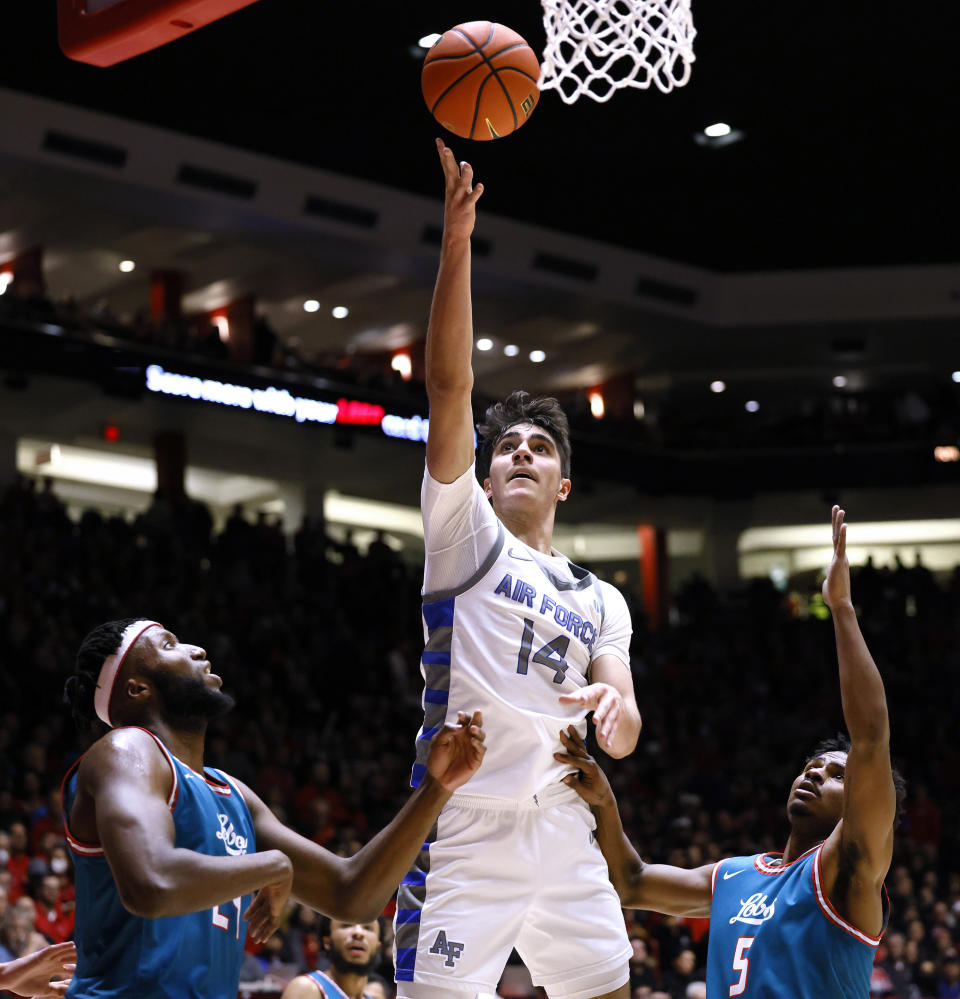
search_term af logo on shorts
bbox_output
[429,930,465,967]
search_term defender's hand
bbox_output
[822,505,853,611]
[243,854,293,944]
[426,710,486,791]
[436,138,484,243]
[558,682,623,751]
[0,940,76,998]
[554,727,615,809]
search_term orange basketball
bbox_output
[422,21,541,141]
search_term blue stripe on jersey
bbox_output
[417,726,440,741]
[395,947,418,976]
[395,908,422,925]
[421,650,451,666]
[402,868,427,887]
[422,599,454,629]
[424,687,449,704]
[410,762,427,785]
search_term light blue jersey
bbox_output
[62,726,256,999]
[707,846,886,999]
[307,969,374,998]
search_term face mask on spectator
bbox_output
[0,849,8,865]
[50,858,68,875]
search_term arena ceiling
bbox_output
[1,3,960,410]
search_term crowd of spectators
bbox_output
[5,285,960,459]
[0,473,957,998]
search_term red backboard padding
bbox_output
[58,0,262,67]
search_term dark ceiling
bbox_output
[5,1,960,272]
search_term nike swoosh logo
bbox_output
[508,546,534,561]
[723,869,745,879]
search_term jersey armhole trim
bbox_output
[811,844,884,946]
[423,522,505,602]
[710,860,722,896]
[124,726,179,810]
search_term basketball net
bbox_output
[539,0,696,104]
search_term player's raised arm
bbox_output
[555,727,712,917]
[245,711,485,923]
[819,506,897,930]
[77,729,292,941]
[424,139,484,484]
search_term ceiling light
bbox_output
[588,391,605,419]
[710,380,726,393]
[119,259,136,273]
[745,400,759,413]
[832,375,848,388]
[391,352,412,381]
[529,350,546,363]
[476,338,493,351]
[418,32,442,48]
[303,299,320,313]
[504,344,519,357]
[934,445,960,463]
[0,273,11,295]
[704,123,731,138]
[633,400,645,420]
[332,306,349,319]
[952,371,960,383]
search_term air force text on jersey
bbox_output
[492,572,598,653]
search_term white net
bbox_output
[539,0,696,104]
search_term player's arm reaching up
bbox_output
[818,505,896,936]
[555,726,713,916]
[424,138,484,484]
[242,711,485,923]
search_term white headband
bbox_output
[94,620,162,727]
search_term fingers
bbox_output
[837,521,847,560]
[557,693,584,705]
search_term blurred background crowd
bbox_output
[0,474,956,999]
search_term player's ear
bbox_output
[483,476,493,499]
[556,477,571,502]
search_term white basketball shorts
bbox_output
[394,783,631,999]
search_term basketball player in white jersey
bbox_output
[392,140,641,999]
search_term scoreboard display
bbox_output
[57,0,261,66]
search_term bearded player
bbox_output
[392,141,641,999]
[557,507,903,999]
[61,619,485,999]
[282,917,382,999]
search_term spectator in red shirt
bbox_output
[34,876,73,945]
[5,824,29,903]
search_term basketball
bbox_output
[422,21,540,141]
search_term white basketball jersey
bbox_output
[413,467,632,801]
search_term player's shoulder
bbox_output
[78,726,171,786]
[283,974,325,998]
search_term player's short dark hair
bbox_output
[63,618,143,728]
[805,732,907,827]
[476,390,571,480]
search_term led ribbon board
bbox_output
[145,364,430,443]
[58,0,262,67]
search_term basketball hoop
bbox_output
[539,0,696,104]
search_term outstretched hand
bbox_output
[554,726,615,809]
[822,505,853,611]
[558,682,623,752]
[0,941,76,998]
[243,857,293,944]
[427,710,486,791]
[436,138,483,243]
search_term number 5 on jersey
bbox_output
[730,936,754,997]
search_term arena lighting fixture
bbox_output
[418,32,442,48]
[0,273,12,295]
[710,380,726,393]
[745,400,759,413]
[476,338,493,351]
[934,445,960,463]
[331,306,349,319]
[529,350,546,363]
[952,371,960,383]
[588,391,605,419]
[832,375,848,388]
[739,518,960,552]
[391,352,413,381]
[303,300,320,313]
[504,344,520,357]
[704,122,731,138]
[213,316,230,342]
[118,259,136,273]
[633,400,645,420]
